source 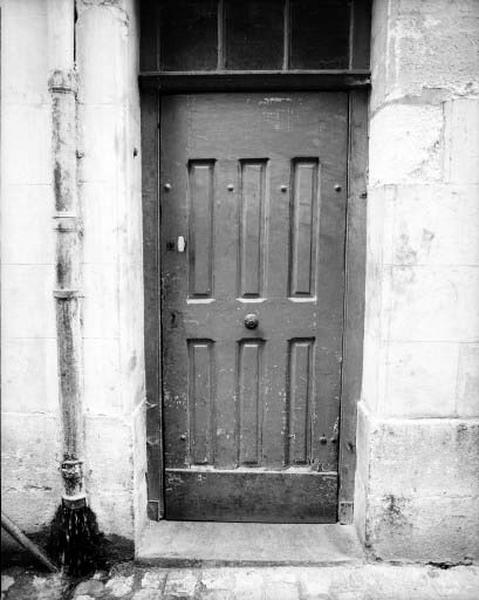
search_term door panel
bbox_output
[161,93,348,522]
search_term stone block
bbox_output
[2,104,52,185]
[387,265,479,343]
[371,0,479,108]
[83,338,122,415]
[369,0,390,110]
[1,184,55,266]
[88,491,134,539]
[163,570,198,598]
[456,344,479,417]
[357,406,479,562]
[84,415,133,495]
[369,104,444,186]
[80,182,119,265]
[445,99,479,185]
[1,10,49,106]
[105,575,134,598]
[132,404,148,543]
[78,105,127,184]
[389,184,479,267]
[1,413,62,530]
[382,341,458,417]
[2,264,56,339]
[82,263,120,340]
[76,4,129,106]
[366,185,396,269]
[368,493,479,563]
[360,330,387,415]
[3,0,47,20]
[368,417,479,497]
[2,338,58,414]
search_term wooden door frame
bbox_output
[141,86,368,524]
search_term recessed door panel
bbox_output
[161,93,348,522]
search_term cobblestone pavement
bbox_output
[2,563,479,600]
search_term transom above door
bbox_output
[160,92,348,522]
[140,0,371,92]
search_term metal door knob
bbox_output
[244,314,259,329]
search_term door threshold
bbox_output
[136,521,364,567]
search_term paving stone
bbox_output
[262,581,300,600]
[73,579,105,597]
[199,569,237,591]
[105,574,135,598]
[5,573,65,600]
[429,566,479,600]
[231,569,264,600]
[163,570,198,599]
[2,563,479,600]
[141,570,167,590]
[200,590,235,600]
[31,574,65,600]
[132,590,162,600]
[298,568,334,598]
[1,576,15,594]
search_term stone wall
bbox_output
[1,0,146,542]
[356,0,479,563]
[1,0,63,532]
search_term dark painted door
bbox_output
[161,93,347,522]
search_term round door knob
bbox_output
[244,313,259,329]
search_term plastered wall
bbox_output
[1,0,146,542]
[356,0,479,562]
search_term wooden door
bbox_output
[161,92,348,522]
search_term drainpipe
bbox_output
[47,0,84,505]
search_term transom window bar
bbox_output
[140,0,371,91]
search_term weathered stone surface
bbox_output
[163,570,198,599]
[141,570,167,589]
[356,405,479,561]
[1,338,58,415]
[444,99,479,185]
[75,0,146,543]
[132,590,162,600]
[383,341,458,417]
[456,344,479,417]
[370,0,479,110]
[105,574,134,598]
[1,575,15,594]
[366,14,479,546]
[1,413,62,530]
[2,564,479,600]
[369,104,444,186]
[73,578,105,597]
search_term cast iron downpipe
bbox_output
[47,1,104,575]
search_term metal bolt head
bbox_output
[164,183,172,191]
[227,184,234,191]
[244,313,259,329]
[280,185,288,192]
[319,436,327,445]
[334,184,342,192]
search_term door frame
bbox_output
[141,85,368,524]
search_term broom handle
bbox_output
[1,512,59,573]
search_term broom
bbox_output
[46,41,105,576]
